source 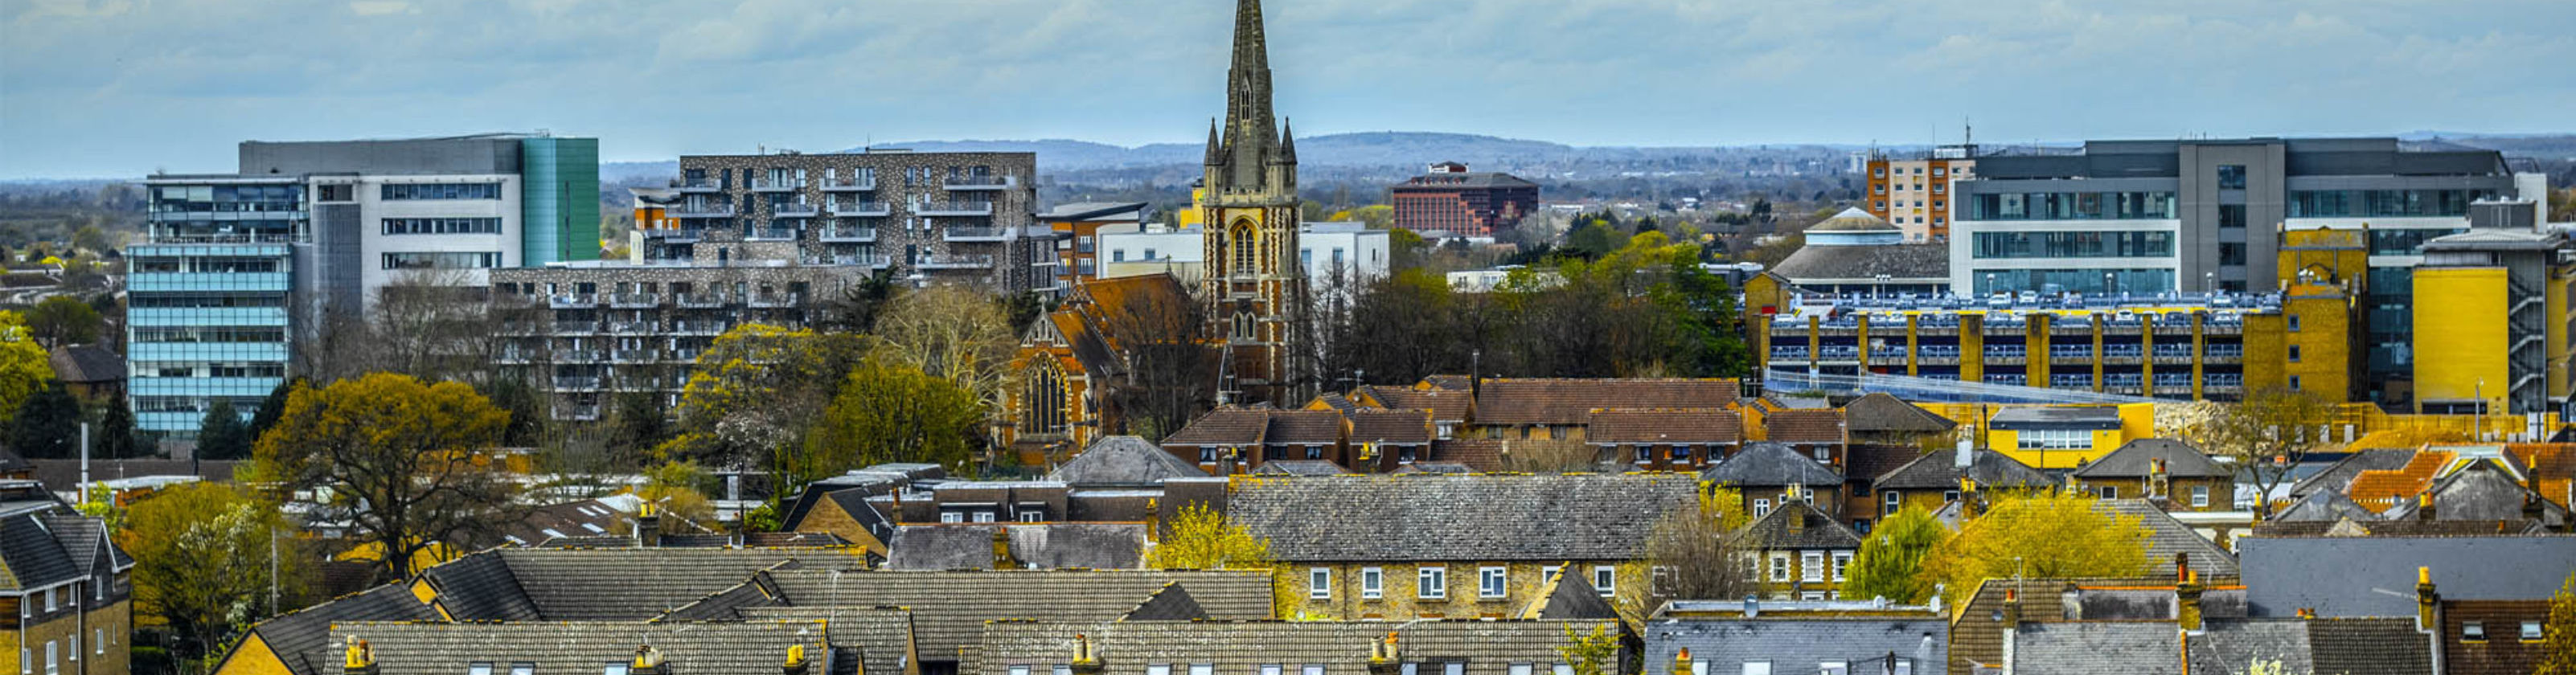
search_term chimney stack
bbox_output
[991,526,1020,570]
[2059,582,2082,620]
[2417,493,2435,522]
[2149,457,2169,499]
[2176,569,2205,632]
[344,638,377,675]
[2415,567,2440,632]
[1787,505,1806,535]
[783,644,812,675]
[1744,595,1760,618]
[2002,588,2021,626]
[1955,430,1976,469]
[1368,632,1401,675]
[631,644,669,675]
[1673,648,1694,675]
[637,501,662,548]
[1071,633,1105,675]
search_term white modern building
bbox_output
[1093,222,1390,292]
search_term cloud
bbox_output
[1,0,2570,178]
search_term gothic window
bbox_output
[1023,362,1067,434]
[1233,312,1255,339]
[1230,221,1258,276]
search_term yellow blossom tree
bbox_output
[0,310,54,415]
[1922,491,2152,608]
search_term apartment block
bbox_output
[129,133,599,437]
[1389,162,1540,239]
[1865,145,1977,242]
[657,150,1047,292]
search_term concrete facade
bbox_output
[663,150,1046,292]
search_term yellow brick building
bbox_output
[2409,229,2576,415]
[0,507,132,675]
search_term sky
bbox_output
[2,0,2573,178]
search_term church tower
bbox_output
[1201,0,1304,405]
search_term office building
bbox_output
[657,150,1048,292]
[1389,162,1540,239]
[1865,145,1977,242]
[131,133,597,437]
[2409,230,2576,415]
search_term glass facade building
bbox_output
[129,177,304,436]
[519,137,601,265]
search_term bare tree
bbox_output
[1097,284,1216,441]
[2166,387,2339,518]
[1641,491,1760,616]
[1500,436,1608,473]
[373,269,498,383]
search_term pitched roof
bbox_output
[1522,574,1619,620]
[1842,393,1959,434]
[974,620,1618,675]
[2287,449,2416,497]
[44,345,122,384]
[1470,378,1741,426]
[1121,583,1209,621]
[1873,448,2055,491]
[0,511,87,591]
[2377,460,2573,527]
[2184,620,2314,675]
[887,523,1147,571]
[760,568,1274,663]
[1391,461,1476,475]
[1229,473,1699,562]
[1352,385,1473,422]
[2305,617,2434,675]
[1264,410,1347,445]
[1644,616,1946,675]
[1740,501,1864,550]
[420,548,867,621]
[1428,440,1506,471]
[2098,499,2238,578]
[1048,436,1208,486]
[331,620,830,675]
[2010,621,2183,675]
[2071,439,2227,479]
[231,583,439,675]
[732,607,919,675]
[1844,445,1927,488]
[1347,409,1432,445]
[2270,490,2377,522]
[1159,407,1273,446]
[1585,408,1742,445]
[1250,460,1351,476]
[1700,442,1844,487]
[1988,406,2123,428]
[2239,534,2576,617]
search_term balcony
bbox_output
[2203,346,2245,362]
[916,201,995,216]
[675,179,723,194]
[917,254,995,269]
[805,253,892,268]
[748,227,798,241]
[820,226,878,242]
[772,202,821,218]
[553,321,599,336]
[1868,348,1909,362]
[549,294,598,309]
[609,293,661,308]
[748,292,803,308]
[823,176,878,191]
[1818,320,1860,337]
[1983,347,2025,365]
[1915,346,1961,364]
[613,378,664,392]
[671,203,734,219]
[675,320,730,335]
[1815,346,1860,362]
[552,376,601,392]
[2048,347,2095,361]
[613,349,661,363]
[667,347,703,362]
[607,321,658,335]
[831,201,892,217]
[751,178,802,192]
[943,175,1015,190]
[495,350,532,365]
[676,293,730,308]
[559,350,604,364]
[1769,347,1811,362]
[944,226,1013,242]
[642,228,703,243]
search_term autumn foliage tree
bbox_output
[119,481,313,665]
[1641,488,1758,616]
[2541,571,2576,675]
[800,354,985,482]
[1922,491,2152,608]
[2163,388,2338,517]
[1148,502,1273,571]
[0,310,53,416]
[253,373,519,582]
[658,324,865,472]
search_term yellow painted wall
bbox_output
[2549,265,2574,400]
[212,632,295,675]
[1280,560,1651,623]
[1985,426,2130,469]
[2413,268,2510,409]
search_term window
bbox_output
[1832,551,1853,581]
[1419,567,1447,599]
[1310,568,1331,599]
[1193,665,1213,675]
[605,665,630,675]
[1753,498,1772,517]
[972,511,997,523]
[2463,621,2486,640]
[2524,620,2544,640]
[940,512,963,523]
[1801,551,1825,582]
[43,642,55,675]
[2191,485,2210,508]
[381,182,502,200]
[93,630,103,655]
[1542,566,1561,584]
[1942,490,1961,503]
[2289,375,2303,391]
[381,252,501,270]
[1263,665,1282,675]
[1480,567,1507,599]
[1112,250,1127,262]
[512,665,535,675]
[1510,665,1532,675]
[1819,661,1848,675]
[1361,567,1383,599]
[468,663,492,675]
[1150,665,1171,675]
[1594,566,1617,597]
[1893,660,1913,675]
[1770,553,1791,582]
[1884,491,1901,516]
[1743,663,1772,675]
[381,217,503,235]
[2100,485,2120,499]
[1305,665,1324,675]
[2016,428,2092,450]
[2217,165,2246,190]
[44,587,55,612]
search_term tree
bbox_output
[23,295,102,348]
[1922,491,2152,608]
[1500,437,1606,473]
[1096,284,1216,440]
[1642,489,1758,616]
[245,378,300,444]
[658,324,866,474]
[478,376,545,448]
[2541,571,2576,675]
[607,391,672,458]
[2165,388,2337,517]
[195,399,252,460]
[876,284,1018,455]
[0,310,53,416]
[70,224,113,256]
[1844,505,1951,603]
[1147,502,1273,570]
[5,380,79,458]
[633,460,719,536]
[253,374,519,582]
[802,355,984,482]
[94,393,139,459]
[1557,624,1620,675]
[817,270,901,334]
[371,269,496,382]
[118,482,310,666]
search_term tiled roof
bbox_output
[330,620,829,675]
[2441,599,2552,675]
[732,607,920,675]
[1764,409,1846,447]
[1048,436,1208,486]
[1229,473,1698,562]
[2098,499,2238,578]
[1391,461,1476,475]
[2377,460,2574,528]
[1159,407,1273,446]
[1265,410,1347,444]
[1844,444,1927,488]
[1308,392,1357,412]
[44,344,123,384]
[422,548,868,621]
[1842,393,1959,434]
[2507,443,2575,510]
[2071,439,2228,479]
[1873,448,2055,491]
[2010,621,2183,675]
[1586,408,1742,444]
[1249,460,1350,476]
[0,511,89,591]
[230,583,438,675]
[1740,501,1863,550]
[761,568,1274,664]
[1471,378,1741,426]
[2304,617,2434,675]
[1121,582,1209,620]
[2184,620,2313,675]
[1347,409,1432,444]
[973,620,1619,675]
[1429,439,1506,471]
[886,523,1146,571]
[1643,617,1945,675]
[1354,385,1473,422]
[2287,449,2416,497]
[2344,449,2455,509]
[1700,442,1843,487]
[1772,243,1951,282]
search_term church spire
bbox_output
[1219,0,1283,190]
[1205,118,1224,168]
[1274,119,1296,165]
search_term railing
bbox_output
[831,201,892,217]
[607,321,657,334]
[676,293,729,307]
[667,348,703,362]
[772,202,821,218]
[675,320,729,334]
[917,254,995,268]
[916,201,995,215]
[675,179,723,192]
[559,350,603,364]
[943,175,1014,190]
[1868,348,1909,361]
[1816,346,1861,361]
[2049,346,2094,359]
[613,350,661,363]
[944,226,1011,240]
[748,292,804,308]
[553,321,599,335]
[2204,346,2245,359]
[609,293,660,308]
[825,177,878,190]
[2049,375,2094,388]
[136,233,302,244]
[820,226,878,242]
[805,253,892,268]
[496,350,531,365]
[671,203,734,218]
[751,178,801,191]
[642,228,703,242]
[1770,347,1810,361]
[549,294,598,308]
[748,227,797,240]
[1983,374,2029,387]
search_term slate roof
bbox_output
[1249,460,1350,476]
[1470,378,1741,426]
[1700,442,1844,487]
[760,568,1274,664]
[2441,599,2552,675]
[331,620,830,675]
[2185,620,2315,675]
[2270,490,2377,522]
[731,607,919,675]
[1048,436,1207,486]
[2010,621,2183,675]
[1771,243,1950,282]
[420,548,867,621]
[1739,501,1863,550]
[1643,617,1946,675]
[1523,574,1618,620]
[2071,439,2228,479]
[44,345,122,384]
[1308,391,1357,412]
[1346,409,1433,444]
[1842,393,1959,434]
[2238,534,2576,617]
[2098,499,2238,578]
[2251,517,2538,538]
[1844,445,1926,488]
[972,620,1620,675]
[1159,407,1274,446]
[1229,473,1698,562]
[1585,408,1742,445]
[1120,583,1209,620]
[482,497,630,549]
[0,511,87,591]
[2378,460,2574,527]
[886,523,1146,570]
[2305,617,2434,675]
[228,583,438,675]
[1873,449,2055,491]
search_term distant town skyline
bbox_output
[3,0,2572,178]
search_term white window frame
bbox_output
[1310,568,1331,599]
[1770,553,1791,582]
[1753,498,1772,517]
[1361,567,1384,599]
[1479,567,1507,599]
[1593,566,1617,597]
[2191,485,2210,508]
[1832,551,1853,582]
[1192,665,1213,675]
[1883,490,1901,515]
[2523,620,2544,640]
[1418,567,1447,599]
[1801,551,1826,583]
[1541,565,1562,585]
[1148,665,1170,675]
[1743,663,1772,675]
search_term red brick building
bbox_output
[1390,162,1539,238]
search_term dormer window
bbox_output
[2463,621,2486,641]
